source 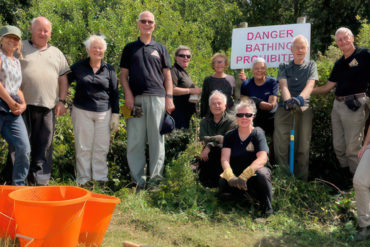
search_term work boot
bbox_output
[355,226,370,241]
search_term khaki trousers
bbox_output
[72,106,111,185]
[353,146,370,228]
[273,107,313,181]
[331,99,369,173]
[126,95,165,187]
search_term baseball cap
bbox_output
[0,25,22,39]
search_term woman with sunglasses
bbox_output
[220,99,273,217]
[170,45,202,129]
[0,25,30,185]
[239,57,278,136]
[198,90,237,187]
[200,53,235,118]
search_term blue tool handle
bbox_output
[289,129,295,176]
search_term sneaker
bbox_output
[355,226,370,241]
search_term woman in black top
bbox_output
[170,45,202,129]
[67,35,119,186]
[220,99,273,216]
[200,53,235,117]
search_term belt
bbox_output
[335,93,366,102]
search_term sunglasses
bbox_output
[139,19,154,25]
[177,54,191,59]
[236,113,254,118]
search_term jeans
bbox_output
[0,112,30,185]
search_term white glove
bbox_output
[110,113,120,133]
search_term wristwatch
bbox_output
[166,94,173,99]
[59,99,67,104]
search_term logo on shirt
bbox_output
[349,58,358,67]
[246,142,255,152]
[151,50,160,58]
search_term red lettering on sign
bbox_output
[236,56,242,64]
[287,29,293,38]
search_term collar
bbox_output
[137,37,156,46]
[84,58,107,69]
[28,40,50,50]
[174,62,187,73]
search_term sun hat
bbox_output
[0,25,22,39]
[160,112,175,135]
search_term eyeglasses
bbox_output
[236,113,254,118]
[139,19,154,25]
[214,60,225,64]
[177,54,191,59]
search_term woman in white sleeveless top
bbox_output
[0,25,30,185]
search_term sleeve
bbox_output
[120,45,130,69]
[199,118,208,140]
[308,61,318,81]
[253,128,269,153]
[240,81,248,96]
[109,66,120,114]
[66,66,75,85]
[171,67,179,87]
[277,63,287,81]
[200,77,209,118]
[161,45,172,69]
[58,50,70,76]
[271,78,279,96]
[222,131,234,149]
[328,61,340,82]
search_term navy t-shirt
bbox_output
[223,127,269,176]
[240,76,279,102]
[328,48,370,96]
[120,38,171,97]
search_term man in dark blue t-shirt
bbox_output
[119,10,175,192]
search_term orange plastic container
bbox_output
[79,192,120,246]
[0,185,26,239]
[8,186,90,247]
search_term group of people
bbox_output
[0,10,369,240]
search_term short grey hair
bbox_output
[137,10,155,22]
[235,98,257,115]
[252,57,267,69]
[175,45,191,56]
[83,34,107,51]
[209,90,227,106]
[335,27,354,40]
[292,35,309,49]
[31,16,52,31]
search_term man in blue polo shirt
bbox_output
[119,10,175,192]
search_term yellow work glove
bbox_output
[238,166,256,182]
[220,167,236,181]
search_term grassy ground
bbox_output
[101,188,370,247]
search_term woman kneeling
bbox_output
[220,99,273,216]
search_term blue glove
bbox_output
[291,96,305,106]
[283,100,294,111]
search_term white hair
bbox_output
[252,57,267,69]
[335,27,354,40]
[83,34,107,51]
[137,11,155,22]
[292,35,309,49]
[208,90,227,106]
[235,98,257,115]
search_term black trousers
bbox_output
[198,147,223,188]
[4,105,55,185]
[219,166,273,212]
